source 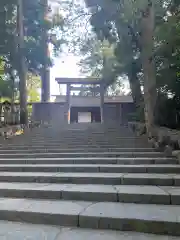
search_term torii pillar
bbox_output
[66,83,71,123]
[100,82,104,123]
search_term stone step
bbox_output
[0,172,178,186]
[0,148,155,153]
[20,135,140,138]
[0,164,179,174]
[0,139,150,143]
[0,197,179,235]
[0,182,178,205]
[0,144,150,148]
[2,136,145,139]
[3,141,148,145]
[1,143,150,148]
[0,221,178,240]
[0,152,164,159]
[0,157,176,165]
[10,136,141,139]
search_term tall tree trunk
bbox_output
[128,61,143,108]
[128,72,144,121]
[10,72,15,125]
[17,0,28,125]
[129,74,142,106]
[141,1,157,137]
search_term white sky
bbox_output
[50,54,82,96]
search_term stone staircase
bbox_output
[0,123,179,239]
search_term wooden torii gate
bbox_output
[55,77,105,123]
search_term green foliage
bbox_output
[0,0,65,102]
[26,73,41,102]
[82,0,180,129]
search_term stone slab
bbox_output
[0,182,174,204]
[0,172,178,186]
[0,152,164,159]
[0,157,175,165]
[99,164,180,174]
[122,173,177,186]
[161,186,180,205]
[173,176,180,186]
[79,201,180,235]
[54,172,124,185]
[56,227,180,240]
[145,165,180,174]
[0,158,118,165]
[115,185,170,204]
[0,164,179,174]
[0,164,100,173]
[61,184,117,202]
[0,172,123,185]
[0,198,92,227]
[55,229,179,240]
[0,148,155,153]
[0,221,60,240]
[116,158,177,165]
[0,198,179,235]
[0,221,175,240]
[0,183,116,202]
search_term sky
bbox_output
[50,54,82,96]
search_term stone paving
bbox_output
[0,221,179,240]
[0,123,179,237]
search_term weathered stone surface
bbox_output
[0,182,175,204]
[0,172,178,186]
[121,173,176,186]
[0,151,164,159]
[0,197,92,226]
[172,175,180,186]
[115,185,170,204]
[79,202,180,235]
[56,228,179,240]
[0,122,179,237]
[61,184,118,202]
[160,186,180,205]
[0,147,155,153]
[0,221,61,240]
[0,221,178,240]
[0,163,178,174]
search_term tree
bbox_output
[0,0,64,79]
[0,1,65,106]
[84,0,176,136]
[78,36,125,95]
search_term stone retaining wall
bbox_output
[128,121,180,159]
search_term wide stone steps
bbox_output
[1,143,150,148]
[3,140,149,145]
[0,123,179,237]
[0,157,176,164]
[0,172,179,186]
[0,147,155,152]
[0,182,178,205]
[0,197,179,235]
[0,151,165,158]
[11,141,150,144]
[0,164,179,173]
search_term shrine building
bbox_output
[32,78,135,124]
